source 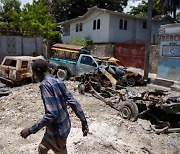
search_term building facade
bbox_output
[60,7,174,44]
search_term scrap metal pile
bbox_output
[77,67,180,133]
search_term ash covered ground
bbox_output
[0,81,180,154]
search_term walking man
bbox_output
[20,59,88,154]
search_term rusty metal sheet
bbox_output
[99,68,117,87]
[52,43,83,51]
[114,43,145,69]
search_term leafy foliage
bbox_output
[129,0,166,17]
[69,37,92,48]
[158,0,180,19]
[0,0,59,42]
[45,0,128,22]
[177,12,180,23]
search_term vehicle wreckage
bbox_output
[0,56,45,86]
[77,68,180,133]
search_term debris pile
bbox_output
[77,70,180,133]
[0,82,180,153]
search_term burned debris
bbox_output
[77,68,180,133]
[0,56,45,86]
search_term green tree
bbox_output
[20,0,59,41]
[69,37,92,48]
[177,12,180,23]
[0,0,21,29]
[0,0,60,42]
[129,0,166,17]
[158,0,180,20]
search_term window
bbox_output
[93,20,96,30]
[80,56,95,66]
[143,21,147,29]
[21,61,28,68]
[63,25,70,36]
[80,23,83,31]
[3,59,17,67]
[119,19,123,29]
[124,20,127,30]
[97,19,101,29]
[76,24,79,32]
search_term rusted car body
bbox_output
[93,56,144,86]
[0,56,45,85]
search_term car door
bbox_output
[76,54,98,76]
[0,58,17,81]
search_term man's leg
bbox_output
[38,137,51,154]
[51,137,67,154]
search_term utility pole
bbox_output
[144,0,153,82]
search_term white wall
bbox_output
[109,15,137,43]
[135,19,147,43]
[109,15,173,44]
[62,10,173,44]
[151,18,173,44]
[62,10,110,43]
[0,35,43,62]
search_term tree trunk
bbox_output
[144,0,153,81]
[173,3,176,20]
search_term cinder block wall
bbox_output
[88,43,114,57]
[149,45,159,73]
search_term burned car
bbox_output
[94,56,144,86]
[0,56,45,85]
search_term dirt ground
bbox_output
[0,81,180,154]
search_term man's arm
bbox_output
[29,83,59,134]
[60,82,88,129]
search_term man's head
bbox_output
[32,59,49,81]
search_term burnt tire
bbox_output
[126,77,136,87]
[21,78,32,86]
[78,84,85,95]
[119,100,139,122]
[57,69,68,80]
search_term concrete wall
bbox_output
[62,10,110,43]
[109,15,136,43]
[0,35,43,62]
[157,58,180,81]
[88,43,114,57]
[157,28,180,81]
[109,15,173,44]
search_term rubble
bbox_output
[77,71,180,133]
[0,82,180,153]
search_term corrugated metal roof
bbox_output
[52,43,83,51]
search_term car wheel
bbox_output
[57,69,68,80]
[126,77,136,87]
[21,78,32,86]
[119,100,139,121]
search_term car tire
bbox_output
[21,78,32,86]
[126,77,136,87]
[119,100,139,122]
[57,69,68,80]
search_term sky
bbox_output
[124,0,142,13]
[19,0,33,6]
[19,0,143,12]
